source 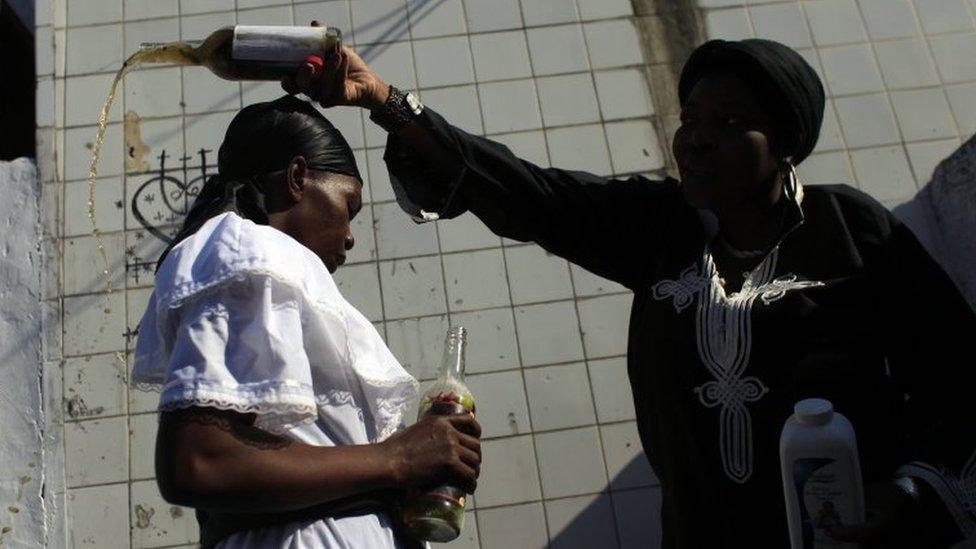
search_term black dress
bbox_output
[383,108,976,548]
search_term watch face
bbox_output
[405,92,424,115]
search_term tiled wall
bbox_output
[699,0,976,207]
[34,0,976,547]
[36,0,661,547]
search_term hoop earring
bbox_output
[781,160,798,202]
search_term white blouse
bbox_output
[132,212,420,549]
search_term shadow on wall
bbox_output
[893,135,976,312]
[548,456,663,549]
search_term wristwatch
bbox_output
[369,85,424,133]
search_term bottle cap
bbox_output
[304,54,324,80]
[794,398,833,426]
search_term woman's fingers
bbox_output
[447,414,482,439]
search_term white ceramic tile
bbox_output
[536,73,601,127]
[122,18,181,74]
[577,293,630,358]
[929,33,976,84]
[63,354,127,420]
[437,212,502,252]
[384,314,449,380]
[67,0,121,26]
[798,151,855,184]
[504,244,573,304]
[124,67,183,120]
[363,41,417,91]
[514,300,584,366]
[67,484,129,549]
[891,88,958,142]
[857,0,919,40]
[65,416,128,486]
[64,177,124,237]
[466,370,531,437]
[803,0,867,46]
[443,248,511,311]
[379,256,448,318]
[66,24,123,75]
[600,422,656,490]
[834,93,900,148]
[238,0,291,8]
[907,138,961,185]
[850,146,918,202]
[418,85,483,135]
[605,119,665,174]
[450,511,481,549]
[521,0,578,26]
[614,487,663,549]
[124,229,173,288]
[477,435,542,506]
[181,66,241,114]
[130,479,199,547]
[818,44,884,96]
[180,10,237,41]
[577,0,633,20]
[489,130,550,166]
[36,0,51,26]
[546,124,612,175]
[183,113,235,170]
[874,39,941,90]
[587,356,635,423]
[536,427,607,497]
[63,290,125,356]
[414,36,476,88]
[450,307,521,373]
[813,101,845,153]
[546,493,617,549]
[469,30,533,82]
[477,502,548,549]
[526,24,589,76]
[125,0,178,20]
[364,147,394,202]
[36,26,54,77]
[180,0,235,15]
[914,0,975,34]
[351,0,409,44]
[294,1,351,36]
[63,233,126,296]
[408,0,466,38]
[946,83,976,135]
[374,200,439,258]
[523,362,596,431]
[343,206,377,264]
[749,2,812,48]
[593,68,654,121]
[478,79,543,134]
[237,5,294,25]
[127,285,154,335]
[583,19,643,70]
[570,264,627,297]
[129,117,185,176]
[703,7,754,40]
[243,79,293,106]
[333,263,384,321]
[464,0,523,32]
[128,413,158,480]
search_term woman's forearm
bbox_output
[156,408,396,513]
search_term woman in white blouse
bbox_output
[132,95,481,548]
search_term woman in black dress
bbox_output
[287,31,975,548]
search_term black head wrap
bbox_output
[156,95,361,269]
[678,39,825,165]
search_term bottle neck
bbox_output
[440,326,467,380]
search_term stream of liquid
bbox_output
[87,43,198,295]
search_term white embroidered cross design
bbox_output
[653,247,825,483]
[651,265,709,313]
